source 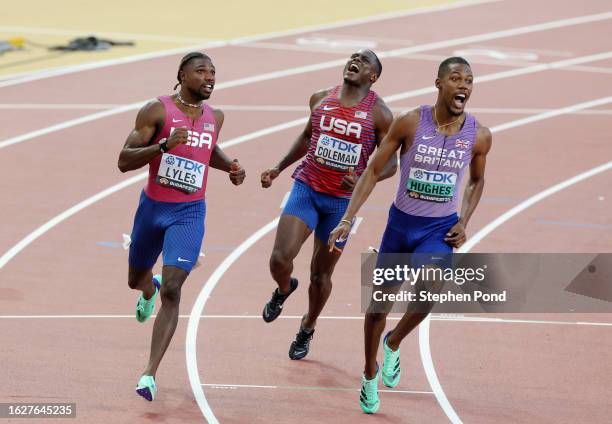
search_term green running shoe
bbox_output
[382,331,401,388]
[136,375,157,401]
[359,367,380,414]
[135,274,162,323]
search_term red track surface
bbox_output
[1,1,611,422]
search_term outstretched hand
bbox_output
[229,159,246,185]
[328,219,352,252]
[261,167,280,188]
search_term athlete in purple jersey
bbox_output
[260,50,396,360]
[329,57,492,413]
[117,52,246,401]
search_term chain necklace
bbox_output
[176,92,202,108]
[433,107,463,132]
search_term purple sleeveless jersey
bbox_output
[394,105,477,217]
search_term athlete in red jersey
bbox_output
[260,50,396,360]
[117,52,245,401]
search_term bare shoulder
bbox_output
[211,107,225,127]
[474,120,492,154]
[136,98,164,126]
[395,107,421,129]
[372,96,393,125]
[309,87,333,110]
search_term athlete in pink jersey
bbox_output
[117,52,246,401]
[329,57,492,413]
[260,50,396,360]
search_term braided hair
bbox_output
[173,52,212,90]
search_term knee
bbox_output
[269,249,291,273]
[310,273,332,288]
[160,279,182,305]
[365,310,388,324]
[128,275,145,290]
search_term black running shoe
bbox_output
[262,278,298,323]
[289,323,315,360]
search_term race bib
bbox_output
[314,134,362,171]
[406,167,457,203]
[156,153,205,194]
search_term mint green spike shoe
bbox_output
[359,367,380,414]
[136,375,157,401]
[382,332,401,388]
[135,274,162,323]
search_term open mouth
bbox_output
[202,84,214,92]
[347,62,360,73]
[453,93,467,108]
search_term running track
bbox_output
[1,1,611,422]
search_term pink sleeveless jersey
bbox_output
[144,95,218,202]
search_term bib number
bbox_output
[156,153,205,194]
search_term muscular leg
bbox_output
[386,268,444,351]
[364,283,402,379]
[142,265,188,377]
[127,267,156,300]
[269,215,312,294]
[302,236,342,330]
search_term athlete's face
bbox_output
[181,58,216,100]
[436,63,473,116]
[343,50,379,86]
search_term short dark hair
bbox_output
[174,52,212,89]
[438,56,471,78]
[366,49,383,77]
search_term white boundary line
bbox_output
[2,49,611,151]
[0,0,498,86]
[1,315,611,327]
[187,96,612,423]
[201,383,434,395]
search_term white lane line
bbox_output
[1,314,611,327]
[417,94,612,424]
[201,383,434,395]
[4,103,612,116]
[2,49,611,152]
[0,25,218,44]
[0,0,499,86]
[186,218,279,424]
[186,96,612,423]
[0,103,125,110]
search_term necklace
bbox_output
[176,92,202,108]
[433,107,463,132]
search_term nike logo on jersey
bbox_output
[422,135,436,140]
[177,257,191,262]
[323,105,338,111]
[172,118,183,123]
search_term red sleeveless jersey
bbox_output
[144,95,218,202]
[292,86,378,198]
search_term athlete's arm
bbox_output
[444,124,493,248]
[117,99,188,172]
[208,108,246,185]
[260,89,329,188]
[373,98,397,181]
[328,108,420,250]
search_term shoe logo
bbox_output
[177,257,191,262]
[323,105,338,111]
[172,118,183,123]
[422,135,436,140]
